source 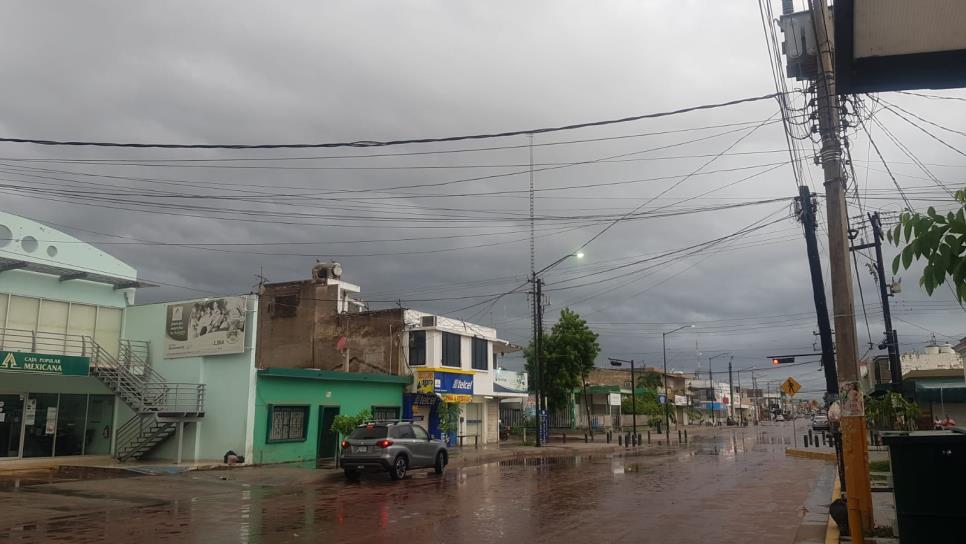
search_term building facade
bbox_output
[256,266,526,447]
[0,212,147,461]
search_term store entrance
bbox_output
[0,394,24,458]
[0,393,115,460]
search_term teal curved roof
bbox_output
[0,212,138,285]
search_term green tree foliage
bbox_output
[437,402,462,435]
[889,190,966,300]
[621,389,675,425]
[865,392,919,431]
[637,371,664,390]
[525,308,601,410]
[330,408,372,438]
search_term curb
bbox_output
[786,448,837,462]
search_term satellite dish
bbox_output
[331,263,343,278]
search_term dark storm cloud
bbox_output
[1,0,964,396]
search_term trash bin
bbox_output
[881,429,966,542]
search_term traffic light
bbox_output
[772,357,795,365]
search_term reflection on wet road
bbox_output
[0,426,823,543]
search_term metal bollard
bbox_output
[684,429,688,443]
[821,433,826,446]
[562,434,567,444]
[647,430,651,444]
[638,433,642,446]
[803,434,809,447]
[678,430,682,444]
[584,433,589,443]
[618,434,623,446]
[625,434,630,448]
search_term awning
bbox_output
[0,256,153,289]
[912,381,966,403]
[582,385,620,395]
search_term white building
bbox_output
[401,310,526,445]
[901,343,963,375]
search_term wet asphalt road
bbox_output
[0,425,824,543]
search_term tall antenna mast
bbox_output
[529,134,535,277]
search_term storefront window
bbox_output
[22,393,58,458]
[55,394,87,456]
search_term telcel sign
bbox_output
[415,370,474,404]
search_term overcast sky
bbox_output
[2,0,964,398]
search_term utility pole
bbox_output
[531,272,542,447]
[869,212,902,386]
[709,361,714,425]
[535,276,545,447]
[798,185,838,397]
[751,371,759,425]
[809,0,874,536]
[727,357,735,419]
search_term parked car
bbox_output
[340,421,448,481]
[774,414,785,422]
[812,414,830,432]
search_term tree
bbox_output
[330,408,372,439]
[621,390,674,425]
[866,392,919,432]
[889,190,966,300]
[524,308,600,410]
[637,371,664,390]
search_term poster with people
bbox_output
[164,296,248,358]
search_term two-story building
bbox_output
[256,264,526,450]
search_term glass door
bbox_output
[0,394,24,458]
[22,393,58,458]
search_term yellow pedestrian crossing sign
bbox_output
[781,377,802,397]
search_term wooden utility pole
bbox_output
[809,0,873,536]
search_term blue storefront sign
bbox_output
[434,371,473,394]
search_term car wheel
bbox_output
[390,455,408,480]
[344,468,361,481]
[434,451,447,475]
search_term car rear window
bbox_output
[350,425,388,439]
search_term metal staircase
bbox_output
[86,338,205,461]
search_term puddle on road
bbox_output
[0,466,137,491]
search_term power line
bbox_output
[0,93,783,149]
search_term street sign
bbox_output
[658,394,667,405]
[781,377,802,397]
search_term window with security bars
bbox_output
[267,405,309,442]
[372,406,401,422]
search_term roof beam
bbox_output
[59,272,88,282]
[113,281,141,290]
[0,261,28,273]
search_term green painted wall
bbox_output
[253,374,404,465]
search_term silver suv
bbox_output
[340,422,448,480]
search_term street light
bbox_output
[531,251,585,447]
[662,324,693,444]
[707,352,730,426]
[609,358,636,436]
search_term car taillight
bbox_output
[376,439,393,448]
[341,440,349,449]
